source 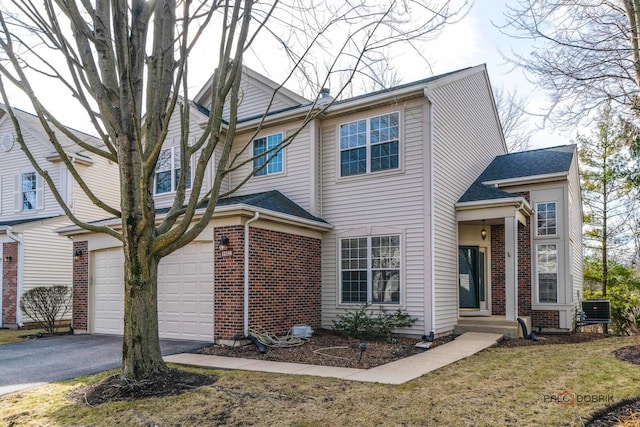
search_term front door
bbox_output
[459,246,485,309]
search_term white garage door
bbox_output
[92,243,214,341]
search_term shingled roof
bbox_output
[215,190,326,223]
[458,145,576,203]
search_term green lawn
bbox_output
[1,336,638,426]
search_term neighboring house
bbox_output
[0,107,120,328]
[61,64,583,342]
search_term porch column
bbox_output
[504,216,519,321]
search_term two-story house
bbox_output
[0,107,120,328]
[62,64,582,342]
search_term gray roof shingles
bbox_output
[458,145,576,203]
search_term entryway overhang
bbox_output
[455,196,533,322]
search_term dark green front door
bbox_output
[459,246,482,309]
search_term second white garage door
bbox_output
[92,243,214,341]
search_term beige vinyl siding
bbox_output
[21,218,73,321]
[222,75,300,122]
[0,120,62,222]
[568,157,583,303]
[228,122,312,211]
[430,71,507,333]
[320,103,428,333]
[71,156,120,221]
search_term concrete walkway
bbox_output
[164,332,502,385]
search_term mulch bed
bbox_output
[68,368,218,406]
[195,328,455,369]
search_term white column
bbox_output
[504,216,519,321]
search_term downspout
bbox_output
[424,87,436,340]
[244,211,260,337]
[6,227,24,327]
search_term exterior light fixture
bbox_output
[481,222,488,240]
[3,255,11,262]
[218,237,230,252]
[74,249,83,262]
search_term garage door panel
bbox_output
[92,242,214,341]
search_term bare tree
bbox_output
[500,1,640,125]
[0,0,470,381]
[493,86,534,152]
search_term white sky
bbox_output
[7,2,570,149]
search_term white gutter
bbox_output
[6,227,24,327]
[481,171,568,188]
[424,87,436,338]
[244,211,260,337]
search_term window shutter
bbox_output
[36,173,44,210]
[13,173,21,212]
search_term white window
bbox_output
[536,202,557,236]
[339,112,400,177]
[155,147,191,194]
[14,169,43,212]
[253,133,283,176]
[340,235,401,304]
[537,243,558,303]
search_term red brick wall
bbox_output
[491,224,505,315]
[531,310,560,329]
[213,225,322,340]
[2,242,18,326]
[517,218,532,317]
[72,241,89,332]
[213,226,246,339]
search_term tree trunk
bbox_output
[121,238,166,379]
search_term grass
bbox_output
[1,336,639,426]
[0,328,34,345]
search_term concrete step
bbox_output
[454,324,518,339]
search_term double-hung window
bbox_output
[14,168,43,212]
[254,133,283,176]
[340,235,401,304]
[339,112,399,177]
[536,202,557,236]
[155,147,191,194]
[537,243,558,303]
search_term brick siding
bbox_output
[2,242,18,327]
[531,310,560,329]
[72,241,89,332]
[214,225,321,340]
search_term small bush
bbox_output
[332,303,416,340]
[20,286,71,335]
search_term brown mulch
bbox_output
[68,369,218,406]
[195,328,454,369]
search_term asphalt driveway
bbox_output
[0,334,208,395]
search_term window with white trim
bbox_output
[14,168,43,212]
[339,112,399,177]
[536,202,557,236]
[537,243,558,303]
[155,147,191,194]
[253,133,283,176]
[340,235,400,304]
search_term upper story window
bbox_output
[340,235,401,304]
[536,202,557,236]
[14,168,43,212]
[339,112,399,177]
[21,171,38,210]
[155,147,191,194]
[254,133,283,176]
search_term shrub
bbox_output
[332,303,416,340]
[20,286,71,335]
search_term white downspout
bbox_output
[6,227,24,327]
[244,212,260,337]
[424,87,436,338]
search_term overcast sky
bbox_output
[6,2,569,149]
